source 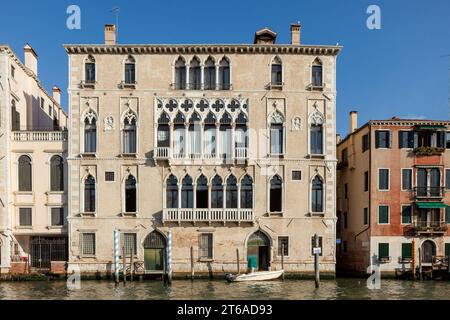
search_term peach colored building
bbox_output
[0,44,68,274]
[64,24,341,277]
[337,112,450,276]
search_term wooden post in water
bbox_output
[236,248,240,275]
[418,247,422,281]
[411,240,416,280]
[190,246,195,280]
[281,244,285,280]
[314,234,320,288]
[122,246,127,284]
[130,252,134,282]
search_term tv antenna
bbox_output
[110,6,120,42]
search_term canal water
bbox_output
[0,279,449,300]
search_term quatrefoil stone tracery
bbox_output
[181,99,193,112]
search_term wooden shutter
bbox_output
[378,243,389,259]
[402,243,412,259]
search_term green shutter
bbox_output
[445,244,450,257]
[446,207,450,224]
[379,206,389,224]
[378,243,389,259]
[401,206,412,224]
[401,243,412,259]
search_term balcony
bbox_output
[163,208,254,224]
[414,146,445,156]
[413,187,445,199]
[155,147,170,160]
[413,221,448,236]
[154,147,249,163]
[12,131,68,142]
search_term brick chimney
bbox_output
[290,22,301,45]
[349,111,358,134]
[104,24,116,45]
[52,86,61,105]
[24,44,38,76]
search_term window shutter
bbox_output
[398,132,403,149]
[445,243,450,257]
[389,131,393,149]
[378,243,389,259]
[445,207,450,224]
[375,131,380,148]
[402,243,412,259]
[414,132,418,149]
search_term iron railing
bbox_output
[414,186,445,198]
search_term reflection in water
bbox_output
[0,279,449,300]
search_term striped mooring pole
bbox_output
[167,229,173,284]
[114,227,120,284]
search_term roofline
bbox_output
[63,44,343,55]
[0,45,67,117]
[337,119,450,147]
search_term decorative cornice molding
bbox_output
[64,44,342,56]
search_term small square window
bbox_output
[105,172,115,182]
[291,170,301,181]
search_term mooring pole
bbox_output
[190,246,195,280]
[130,252,134,282]
[122,246,127,285]
[236,248,240,275]
[418,247,422,281]
[167,229,173,284]
[412,240,416,280]
[314,234,320,288]
[281,243,285,280]
[114,228,120,284]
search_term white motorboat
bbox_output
[225,270,284,282]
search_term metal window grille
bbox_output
[278,237,289,256]
[292,170,301,181]
[105,171,115,182]
[82,233,95,255]
[200,234,213,259]
[123,233,136,256]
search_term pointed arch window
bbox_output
[50,155,64,192]
[84,113,97,153]
[189,57,201,90]
[181,175,194,208]
[11,99,20,131]
[211,175,223,209]
[236,112,248,152]
[240,175,253,209]
[312,58,323,87]
[173,112,186,158]
[204,57,216,90]
[270,112,284,155]
[85,55,96,84]
[220,113,232,159]
[18,155,32,192]
[219,58,230,90]
[226,175,238,208]
[157,112,170,148]
[270,175,282,213]
[175,57,187,90]
[124,56,136,84]
[125,175,137,213]
[312,176,324,213]
[196,175,208,209]
[123,111,137,154]
[204,112,217,158]
[84,175,96,213]
[188,112,201,158]
[166,175,178,209]
[271,57,282,86]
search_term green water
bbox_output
[0,279,449,300]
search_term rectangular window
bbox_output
[363,208,369,225]
[81,233,96,256]
[48,105,53,117]
[362,134,369,152]
[85,63,95,83]
[200,234,213,259]
[446,206,450,224]
[378,205,390,224]
[445,243,450,257]
[312,65,322,87]
[375,130,390,149]
[19,208,32,226]
[446,169,450,190]
[311,236,323,256]
[341,148,348,163]
[402,169,412,191]
[310,125,323,155]
[270,124,284,155]
[364,171,369,192]
[278,236,289,256]
[291,170,301,181]
[40,97,44,109]
[343,212,348,229]
[401,205,412,224]
[399,131,414,149]
[378,169,389,190]
[446,132,450,149]
[401,243,412,260]
[125,63,135,84]
[378,243,389,260]
[123,233,137,256]
[105,172,115,182]
[51,208,64,226]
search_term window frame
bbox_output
[278,236,289,257]
[199,233,214,261]
[378,205,390,225]
[401,168,413,191]
[401,204,413,225]
[49,155,64,192]
[378,168,390,191]
[291,170,302,182]
[49,207,65,227]
[18,154,33,193]
[311,176,324,214]
[445,168,450,190]
[364,171,369,192]
[17,207,33,228]
[375,130,391,149]
[363,207,369,226]
[362,133,370,153]
[80,232,96,257]
[122,232,137,257]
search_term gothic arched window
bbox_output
[270,175,282,213]
[181,175,194,208]
[196,175,208,209]
[226,175,238,208]
[211,175,223,209]
[125,175,137,213]
[166,175,178,209]
[175,57,186,90]
[204,57,216,90]
[18,155,32,192]
[189,57,201,90]
[240,175,253,209]
[219,57,230,90]
[122,111,137,154]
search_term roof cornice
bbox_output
[63,44,342,56]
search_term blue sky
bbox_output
[1,0,449,136]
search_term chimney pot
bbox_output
[290,22,301,45]
[52,86,61,105]
[105,24,117,45]
[349,111,358,134]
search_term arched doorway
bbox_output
[143,231,166,271]
[247,231,271,272]
[421,240,436,263]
